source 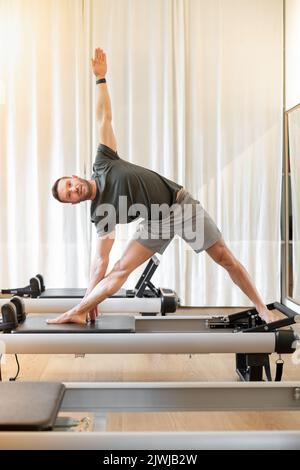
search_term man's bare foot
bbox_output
[47,309,87,325]
[257,307,278,323]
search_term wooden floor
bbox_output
[2,307,300,432]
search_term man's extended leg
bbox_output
[48,241,155,324]
[206,239,276,322]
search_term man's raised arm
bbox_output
[91,48,117,152]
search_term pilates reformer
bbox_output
[1,381,300,449]
[0,256,178,315]
[0,297,299,382]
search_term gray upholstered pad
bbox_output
[0,382,65,431]
[39,288,130,298]
[40,288,86,298]
[13,315,136,333]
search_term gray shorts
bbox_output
[133,189,222,254]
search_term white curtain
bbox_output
[0,0,91,288]
[0,0,283,306]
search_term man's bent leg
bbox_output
[115,239,155,274]
[206,239,276,322]
[48,241,155,324]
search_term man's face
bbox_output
[57,176,93,204]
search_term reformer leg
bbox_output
[236,353,271,382]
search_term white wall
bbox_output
[286,0,300,109]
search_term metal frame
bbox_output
[1,331,278,354]
[1,430,300,450]
[0,296,163,314]
[1,306,298,355]
[60,381,300,412]
[1,382,300,449]
[282,1,300,312]
[282,102,300,313]
[0,313,287,355]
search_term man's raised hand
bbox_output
[91,47,107,78]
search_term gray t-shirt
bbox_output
[90,144,182,236]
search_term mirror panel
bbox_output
[284,104,300,306]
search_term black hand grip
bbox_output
[1,303,18,333]
[35,274,45,292]
[29,277,41,298]
[10,296,26,323]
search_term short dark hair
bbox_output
[51,176,70,202]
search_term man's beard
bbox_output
[79,178,93,201]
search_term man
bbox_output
[49,48,273,325]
